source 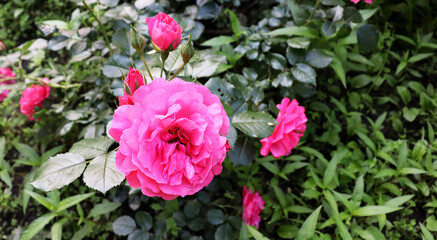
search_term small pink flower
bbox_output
[350,0,372,4]
[260,98,307,158]
[0,68,16,102]
[242,186,265,229]
[19,78,50,121]
[0,41,5,51]
[146,12,182,52]
[118,67,145,106]
[109,78,230,200]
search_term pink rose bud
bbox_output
[146,12,182,52]
[242,186,265,229]
[118,67,145,106]
[19,78,51,121]
[109,78,230,200]
[0,68,16,102]
[260,98,307,158]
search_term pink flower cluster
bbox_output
[260,98,307,158]
[242,186,265,229]
[19,79,50,121]
[0,68,16,102]
[109,78,230,200]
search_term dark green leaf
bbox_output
[357,24,379,53]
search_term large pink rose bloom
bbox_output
[118,67,145,106]
[0,68,16,102]
[260,98,307,158]
[242,186,265,229]
[19,78,50,121]
[146,12,182,52]
[109,78,230,200]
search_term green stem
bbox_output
[82,1,113,55]
[139,52,154,81]
[160,52,169,78]
[307,0,321,23]
[168,62,187,81]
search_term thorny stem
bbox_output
[160,59,165,78]
[138,51,154,81]
[82,1,113,55]
[168,62,187,81]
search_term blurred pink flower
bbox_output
[260,98,307,158]
[0,68,16,102]
[109,78,230,200]
[146,12,182,52]
[19,78,50,121]
[351,0,372,4]
[118,67,145,106]
[242,186,265,229]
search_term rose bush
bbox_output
[260,98,307,158]
[109,78,230,200]
[146,12,182,52]
[242,186,265,229]
[0,68,15,102]
[19,78,50,121]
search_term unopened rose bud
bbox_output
[131,26,146,52]
[181,35,195,64]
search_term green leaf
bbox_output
[128,229,150,240]
[305,49,332,68]
[265,26,318,38]
[231,111,277,138]
[277,225,298,239]
[112,28,130,54]
[201,36,236,46]
[357,24,379,53]
[184,200,200,219]
[397,86,411,104]
[351,74,372,89]
[88,202,121,219]
[351,206,403,216]
[228,137,256,166]
[69,136,113,159]
[412,140,427,161]
[207,209,226,225]
[352,175,364,202]
[83,151,125,194]
[356,132,376,152]
[24,190,54,211]
[323,158,338,187]
[402,107,420,122]
[330,57,346,88]
[420,223,434,240]
[287,0,308,25]
[226,9,244,37]
[239,221,249,240]
[112,215,136,236]
[247,225,270,240]
[51,219,67,240]
[13,142,40,162]
[269,53,287,71]
[322,21,336,36]
[20,213,56,240]
[31,153,86,191]
[215,223,233,240]
[399,167,427,175]
[57,193,94,212]
[296,206,322,240]
[291,63,316,86]
[384,195,414,207]
[408,53,434,63]
[135,211,153,231]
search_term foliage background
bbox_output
[1,0,437,239]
